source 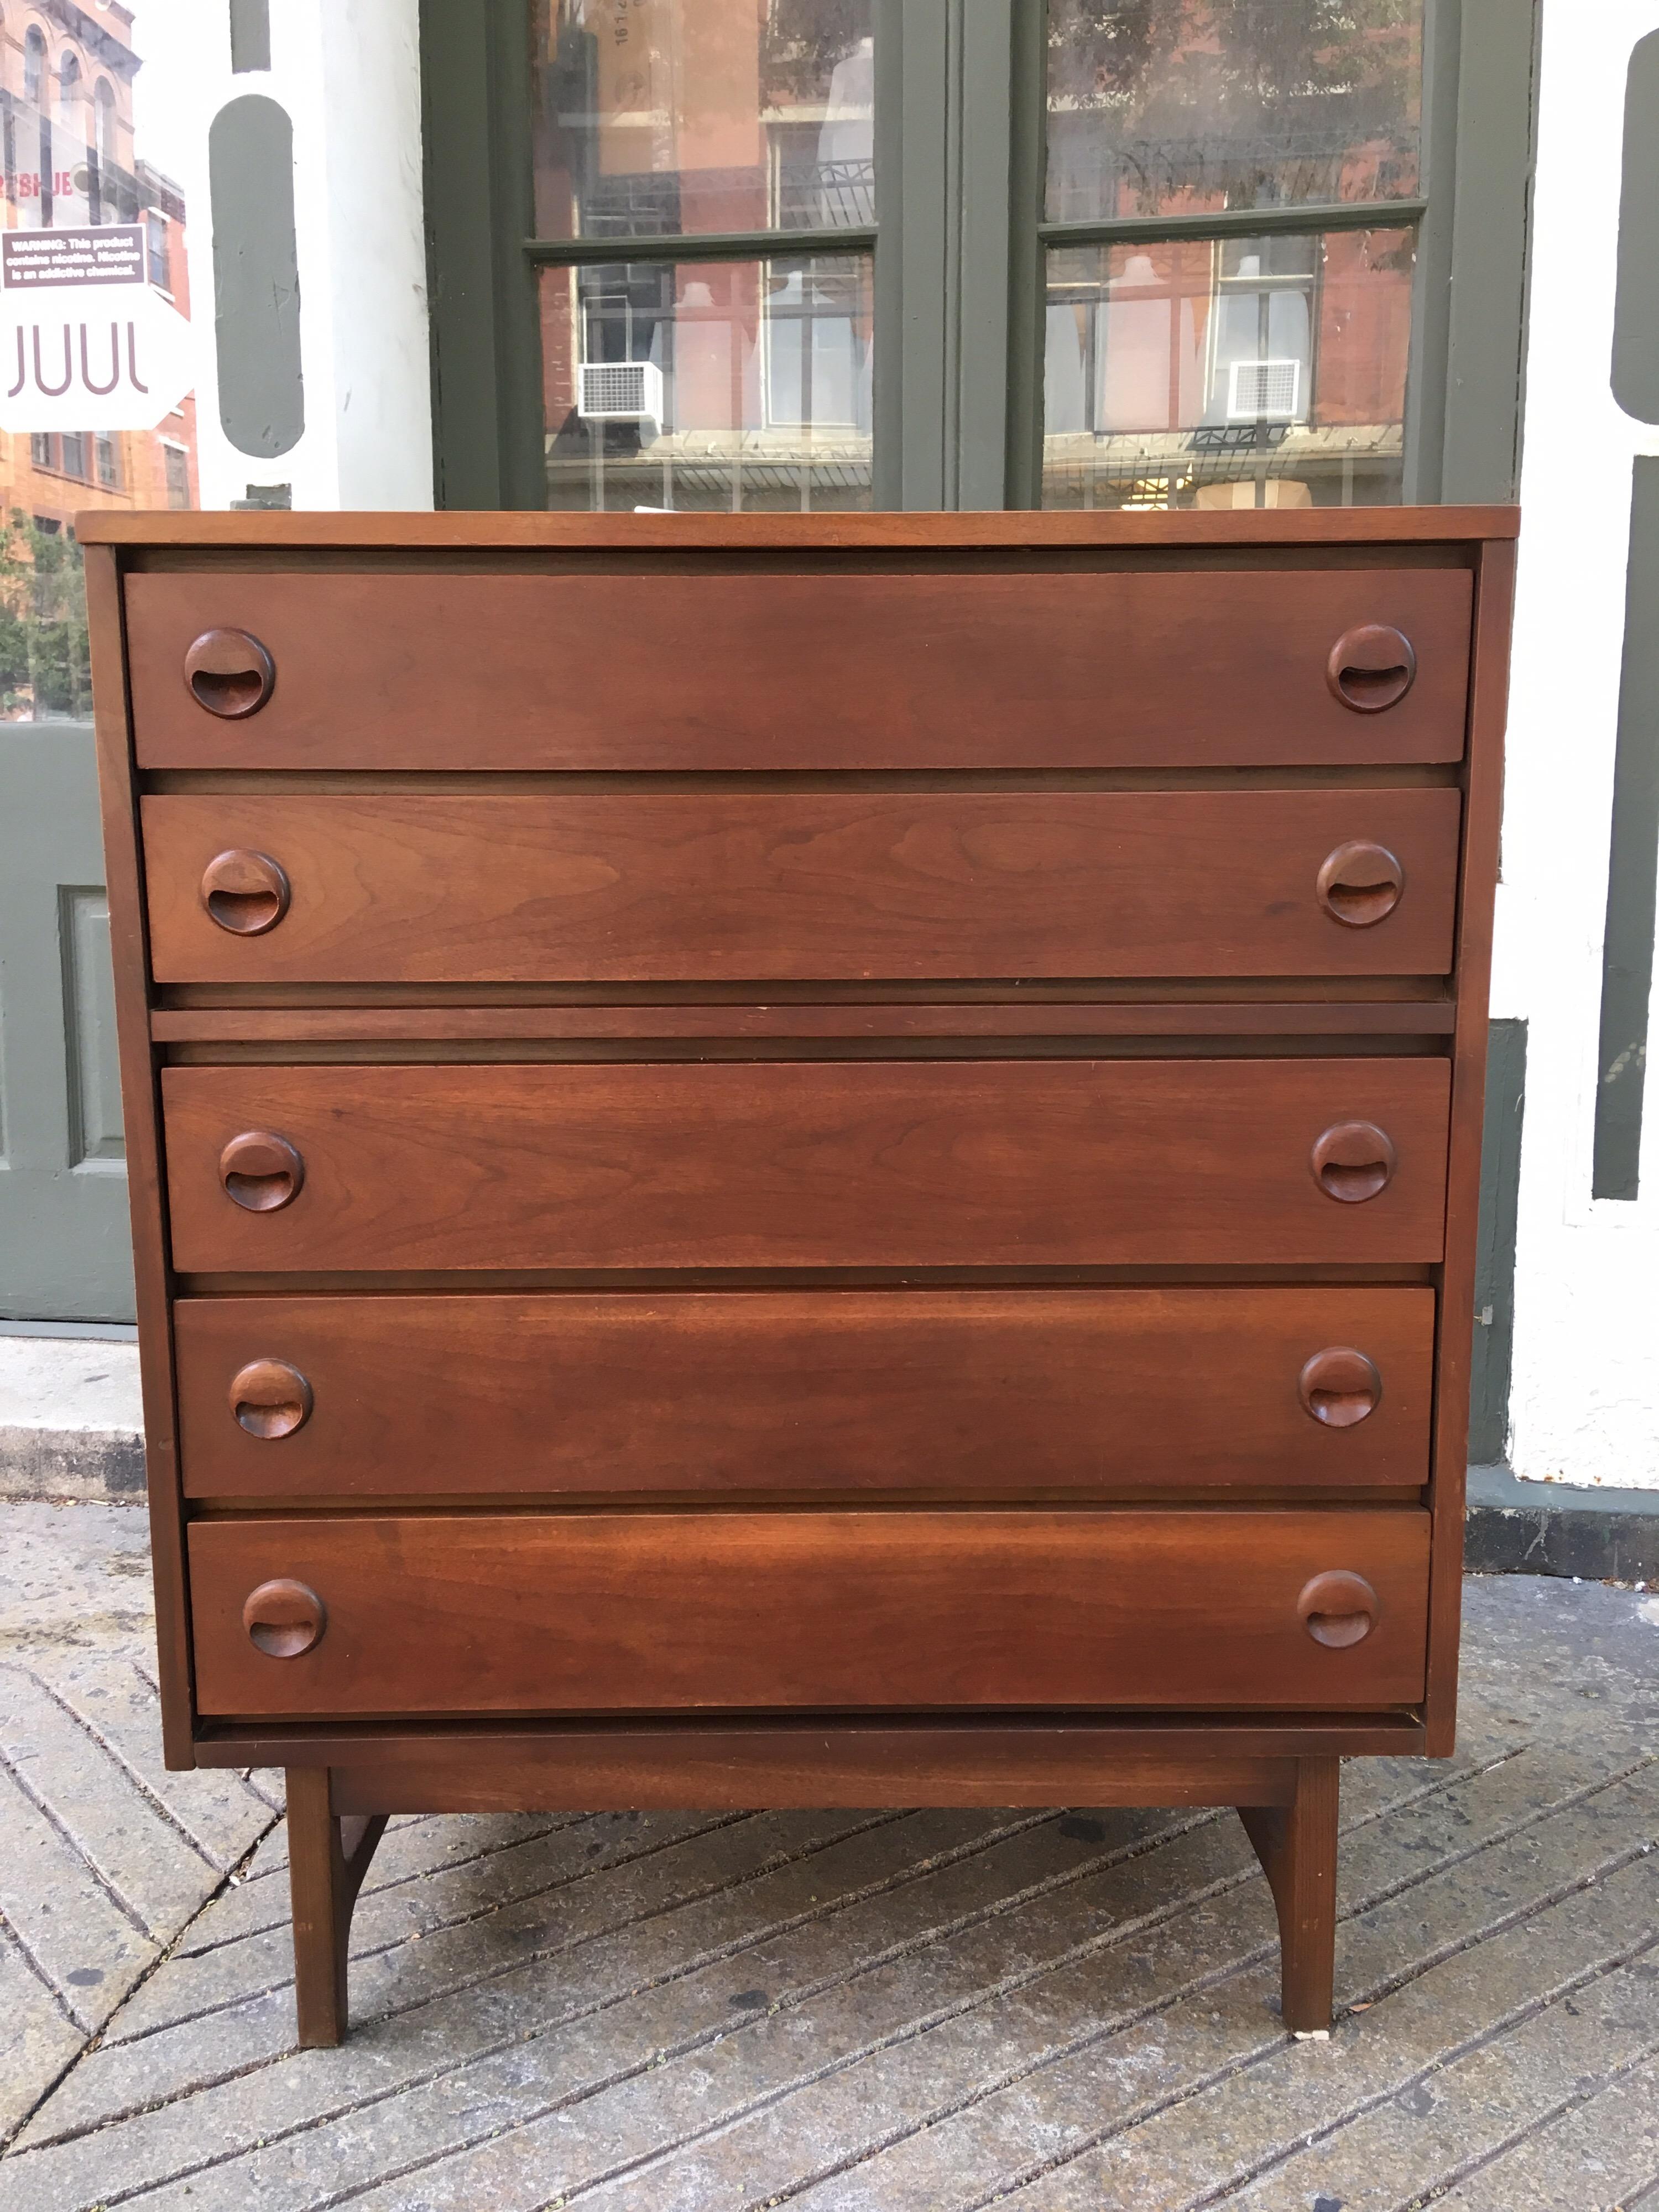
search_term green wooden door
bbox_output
[0,726,134,1322]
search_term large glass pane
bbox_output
[540,252,873,509]
[1042,226,1414,509]
[1046,1,1423,223]
[531,1,875,241]
[1,2,201,722]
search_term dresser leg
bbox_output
[285,1767,388,2048]
[1238,1756,1340,2035]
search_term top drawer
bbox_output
[124,566,1473,771]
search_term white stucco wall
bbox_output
[168,0,432,513]
[1493,0,1659,1488]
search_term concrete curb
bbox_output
[1465,1462,1659,1583]
[0,1336,145,1503]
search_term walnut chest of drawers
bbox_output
[82,507,1516,2046]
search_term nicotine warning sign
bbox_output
[2,227,148,289]
[0,225,194,431]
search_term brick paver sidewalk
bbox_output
[2,1498,1657,2211]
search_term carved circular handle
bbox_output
[242,1578,326,1659]
[200,849,290,936]
[229,1358,313,1439]
[1317,840,1404,928]
[185,628,275,718]
[1298,1347,1383,1428]
[1310,1121,1397,1204]
[1327,623,1416,713]
[218,1130,304,1212]
[1298,1570,1379,1649]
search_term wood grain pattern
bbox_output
[195,1713,1432,1771]
[140,789,1465,984]
[187,1507,1432,1716]
[1239,1755,1340,2031]
[76,505,1520,547]
[83,544,199,1767]
[173,1286,1436,1499]
[284,1766,385,2047]
[1424,536,1518,1755]
[149,1003,1462,1044]
[159,1057,1452,1272]
[326,1743,1300,1814]
[124,568,1474,771]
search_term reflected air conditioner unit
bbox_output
[578,360,665,425]
[1227,358,1301,422]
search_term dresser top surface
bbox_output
[76,506,1521,555]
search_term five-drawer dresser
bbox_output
[81,506,1517,2046]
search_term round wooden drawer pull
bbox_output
[185,628,275,718]
[1317,841,1404,928]
[242,1579,326,1659]
[1311,1120,1397,1204]
[1327,623,1416,713]
[229,1359,313,1439]
[1298,1347,1382,1428]
[200,849,289,936]
[218,1129,304,1212]
[1298,1571,1379,1649]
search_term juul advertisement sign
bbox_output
[0,225,193,430]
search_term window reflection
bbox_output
[1,4,199,722]
[1046,0,1423,222]
[532,0,875,241]
[1043,227,1414,509]
[541,254,874,510]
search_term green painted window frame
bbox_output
[421,0,1540,513]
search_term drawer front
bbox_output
[161,1058,1452,1272]
[142,789,1464,984]
[126,567,1472,770]
[175,1287,1437,1499]
[188,1507,1431,1715]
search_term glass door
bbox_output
[424,0,1533,514]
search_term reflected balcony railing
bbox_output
[570,156,875,239]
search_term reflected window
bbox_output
[1046,0,1422,222]
[96,79,118,163]
[1042,1,1423,509]
[542,252,873,510]
[24,25,46,109]
[532,0,873,241]
[531,3,877,511]
[1044,227,1413,510]
[59,50,83,134]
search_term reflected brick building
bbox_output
[0,2,197,572]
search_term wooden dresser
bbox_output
[81,508,1516,2047]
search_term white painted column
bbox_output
[1493,0,1659,1489]
[158,0,432,512]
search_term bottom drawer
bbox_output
[189,1510,1431,1717]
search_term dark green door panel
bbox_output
[0,728,134,1322]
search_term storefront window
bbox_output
[0,2,199,719]
[1041,0,1424,509]
[530,1,876,510]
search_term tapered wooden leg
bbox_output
[285,1766,388,2048]
[1238,1756,1340,2034]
